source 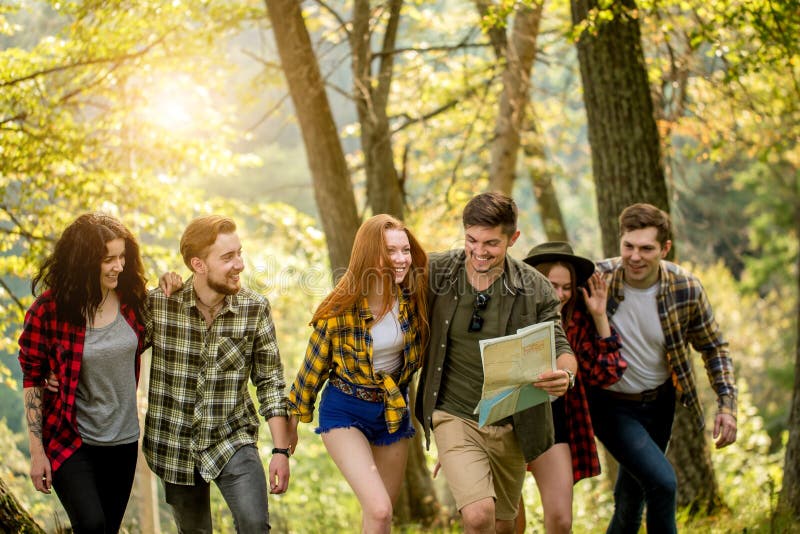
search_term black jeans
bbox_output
[52,441,138,534]
[588,384,678,534]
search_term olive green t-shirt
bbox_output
[436,270,506,422]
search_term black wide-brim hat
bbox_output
[523,241,596,287]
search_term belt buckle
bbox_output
[640,388,659,402]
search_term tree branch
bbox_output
[391,68,501,133]
[446,75,496,209]
[0,278,27,313]
[1,34,169,88]
[375,0,403,108]
[0,205,46,243]
[313,0,351,39]
[474,0,508,58]
[372,40,492,58]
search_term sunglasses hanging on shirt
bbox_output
[468,292,491,333]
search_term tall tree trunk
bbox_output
[350,1,440,524]
[134,350,161,534]
[521,117,568,241]
[571,0,669,253]
[394,381,445,526]
[477,0,565,239]
[351,0,404,218]
[265,0,360,274]
[666,407,722,513]
[266,2,440,525]
[477,1,544,195]
[0,476,45,534]
[571,0,720,518]
[779,235,800,518]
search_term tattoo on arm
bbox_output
[24,388,44,440]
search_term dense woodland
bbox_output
[1,0,798,532]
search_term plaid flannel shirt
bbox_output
[18,290,147,472]
[143,278,287,485]
[597,257,736,428]
[563,307,626,482]
[288,291,424,434]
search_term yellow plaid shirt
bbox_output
[288,292,424,433]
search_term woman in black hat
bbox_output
[517,242,627,533]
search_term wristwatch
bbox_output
[562,368,576,390]
[272,447,291,457]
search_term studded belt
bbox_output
[328,375,384,403]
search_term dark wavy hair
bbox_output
[32,213,148,326]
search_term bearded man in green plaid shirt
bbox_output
[144,215,291,533]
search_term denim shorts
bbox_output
[316,380,415,446]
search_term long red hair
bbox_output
[313,214,429,344]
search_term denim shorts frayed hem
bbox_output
[315,422,416,446]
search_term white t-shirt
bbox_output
[606,283,670,393]
[371,300,404,375]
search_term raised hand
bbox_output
[581,272,612,338]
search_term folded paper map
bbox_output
[474,321,556,427]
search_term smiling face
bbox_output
[620,227,671,289]
[384,228,412,284]
[464,225,520,278]
[198,232,244,295]
[100,238,126,292]
[546,264,573,306]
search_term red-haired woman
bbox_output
[517,242,627,533]
[288,214,429,533]
[18,213,149,533]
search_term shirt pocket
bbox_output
[216,336,251,372]
[339,342,368,376]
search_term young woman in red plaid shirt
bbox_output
[18,213,148,533]
[516,242,627,533]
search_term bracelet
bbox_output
[272,447,291,457]
[561,368,576,389]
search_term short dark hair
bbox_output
[619,203,672,246]
[462,192,518,236]
[180,215,237,271]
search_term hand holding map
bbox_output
[474,321,556,427]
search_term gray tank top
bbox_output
[76,308,140,445]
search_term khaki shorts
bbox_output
[432,410,526,520]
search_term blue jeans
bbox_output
[163,444,269,533]
[588,385,678,534]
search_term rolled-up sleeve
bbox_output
[253,301,288,420]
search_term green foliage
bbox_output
[689,262,794,448]
[0,0,272,382]
[269,424,362,533]
[0,418,69,532]
[635,0,800,292]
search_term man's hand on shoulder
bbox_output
[159,272,184,297]
[713,413,737,449]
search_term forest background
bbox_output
[0,0,798,532]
